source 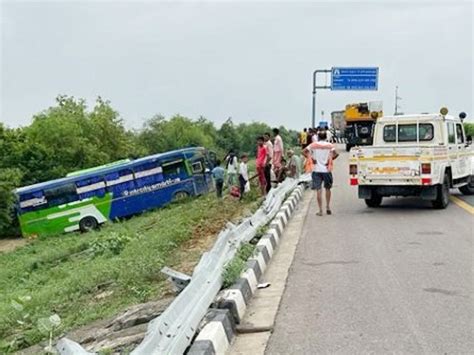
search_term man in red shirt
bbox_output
[256,136,268,195]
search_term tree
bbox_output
[0,169,22,236]
[216,118,239,154]
[137,115,216,155]
[236,122,272,156]
[88,96,137,161]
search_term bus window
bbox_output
[44,183,78,207]
[75,176,106,199]
[105,169,135,196]
[19,191,47,213]
[191,161,204,174]
[162,160,187,179]
[133,161,164,187]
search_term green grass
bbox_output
[222,243,256,289]
[0,190,261,353]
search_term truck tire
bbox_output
[79,216,99,233]
[365,194,382,208]
[346,144,352,152]
[458,176,474,195]
[432,174,450,209]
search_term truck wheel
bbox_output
[458,176,474,195]
[79,216,99,233]
[365,194,382,208]
[345,144,352,152]
[432,174,450,209]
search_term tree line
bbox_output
[0,95,299,237]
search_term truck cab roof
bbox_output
[379,113,460,123]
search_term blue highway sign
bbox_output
[331,67,378,91]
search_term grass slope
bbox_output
[0,189,260,352]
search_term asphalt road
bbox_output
[266,149,473,354]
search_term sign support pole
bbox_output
[311,67,379,128]
[311,69,331,128]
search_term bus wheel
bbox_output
[79,216,99,232]
[174,191,189,201]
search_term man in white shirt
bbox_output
[305,130,339,216]
[225,150,238,187]
[238,154,249,200]
[324,126,333,143]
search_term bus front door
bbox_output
[191,160,209,195]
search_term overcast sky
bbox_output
[1,0,472,130]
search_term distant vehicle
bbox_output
[331,110,346,132]
[349,109,474,209]
[318,121,329,128]
[344,101,383,151]
[14,147,217,237]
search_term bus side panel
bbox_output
[108,178,195,219]
[19,194,113,237]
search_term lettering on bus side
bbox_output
[123,177,182,196]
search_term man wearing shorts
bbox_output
[305,131,339,216]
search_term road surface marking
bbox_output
[450,196,474,215]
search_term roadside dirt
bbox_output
[0,238,28,253]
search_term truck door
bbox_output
[456,123,469,178]
[447,122,459,178]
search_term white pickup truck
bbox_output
[349,111,474,209]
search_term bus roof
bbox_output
[14,147,205,195]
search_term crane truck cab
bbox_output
[349,109,474,209]
[344,101,383,152]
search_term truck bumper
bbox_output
[358,185,438,200]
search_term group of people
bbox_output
[211,128,288,200]
[210,151,249,200]
[211,125,339,216]
[255,128,286,196]
[299,126,333,149]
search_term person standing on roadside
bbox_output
[273,128,284,175]
[303,148,314,173]
[238,154,249,200]
[225,150,238,187]
[305,130,339,216]
[287,149,301,179]
[256,136,268,195]
[211,160,225,198]
[306,128,313,147]
[324,126,333,143]
[300,128,308,149]
[263,132,274,193]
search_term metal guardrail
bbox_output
[57,176,306,355]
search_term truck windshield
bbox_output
[383,123,434,142]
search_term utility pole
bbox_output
[394,86,402,115]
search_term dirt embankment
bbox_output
[0,238,27,253]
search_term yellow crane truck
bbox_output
[344,102,383,151]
